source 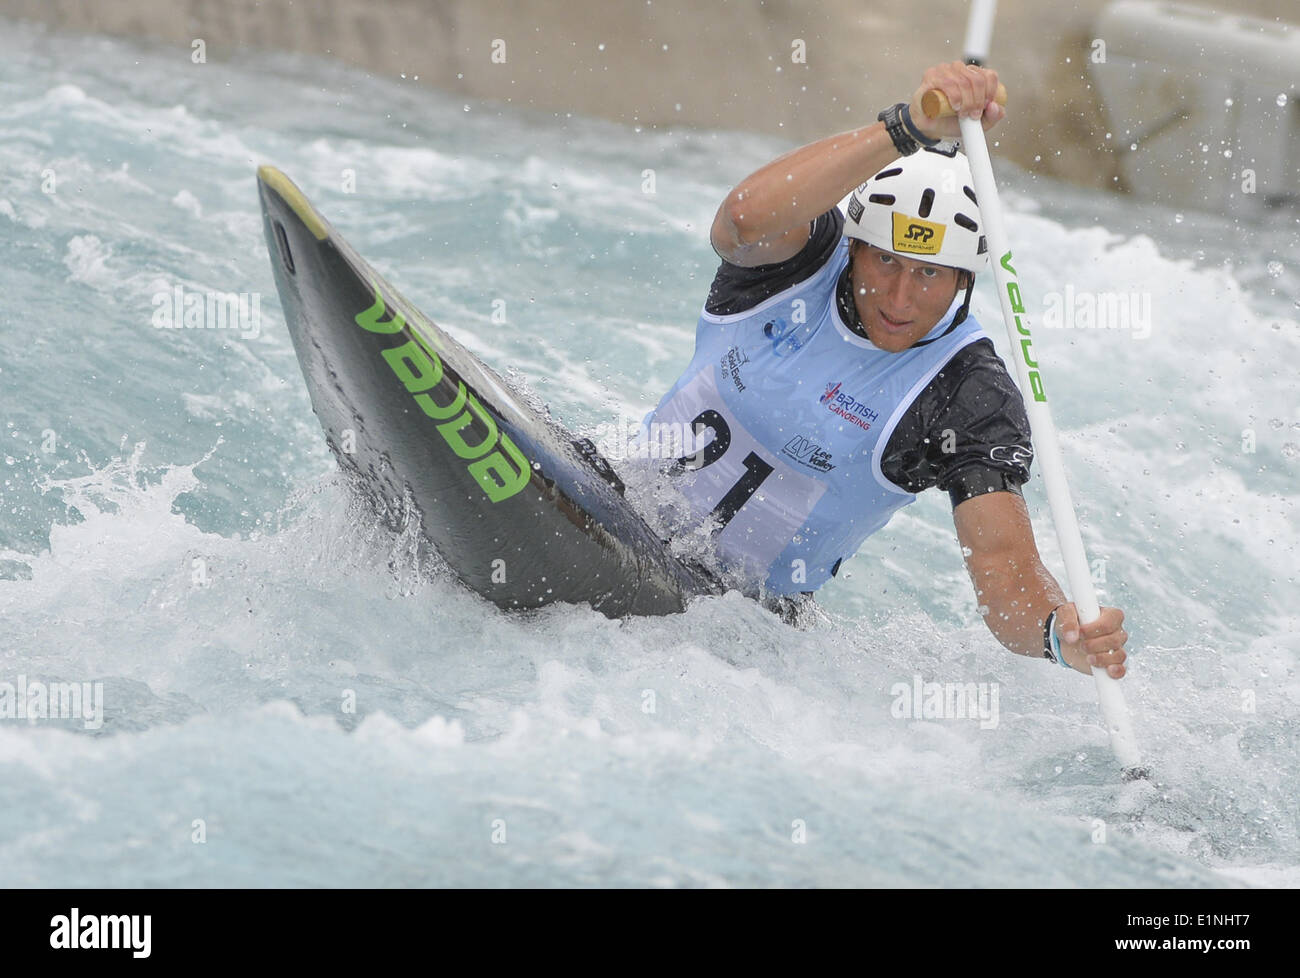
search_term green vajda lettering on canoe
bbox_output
[356,282,531,502]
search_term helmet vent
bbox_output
[874,167,904,181]
[918,188,935,218]
[868,193,896,205]
[953,212,978,232]
[964,185,978,205]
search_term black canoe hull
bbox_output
[257,166,723,616]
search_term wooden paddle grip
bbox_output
[920,83,1008,119]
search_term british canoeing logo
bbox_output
[820,382,879,432]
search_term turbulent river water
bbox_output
[1,20,1297,886]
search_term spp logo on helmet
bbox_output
[891,213,945,257]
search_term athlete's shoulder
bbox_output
[880,335,1034,504]
[931,331,1011,388]
[919,334,1029,437]
[704,207,846,318]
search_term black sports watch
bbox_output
[877,102,920,156]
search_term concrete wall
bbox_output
[2,0,1296,192]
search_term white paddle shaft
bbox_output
[957,112,1144,773]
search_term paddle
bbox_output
[923,88,1148,780]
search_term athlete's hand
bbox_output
[908,61,1005,140]
[1055,603,1129,679]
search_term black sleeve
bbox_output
[879,337,1035,508]
[704,207,844,317]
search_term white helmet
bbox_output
[843,147,988,273]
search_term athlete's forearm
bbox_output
[969,557,1067,660]
[721,121,902,246]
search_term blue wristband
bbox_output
[1044,606,1071,668]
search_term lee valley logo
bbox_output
[50,909,151,958]
[0,675,104,730]
[783,435,835,472]
[890,213,945,256]
[356,282,530,503]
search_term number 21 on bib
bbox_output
[648,366,826,583]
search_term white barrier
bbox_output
[1091,0,1300,212]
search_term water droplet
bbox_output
[1129,142,1138,151]
[1277,93,1288,107]
[1267,260,1283,277]
[1174,213,1184,224]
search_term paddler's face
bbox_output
[850,242,965,353]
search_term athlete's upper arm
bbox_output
[928,342,1035,507]
[704,208,844,318]
[710,200,813,268]
[878,340,1035,505]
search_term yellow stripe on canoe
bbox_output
[257,165,329,241]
